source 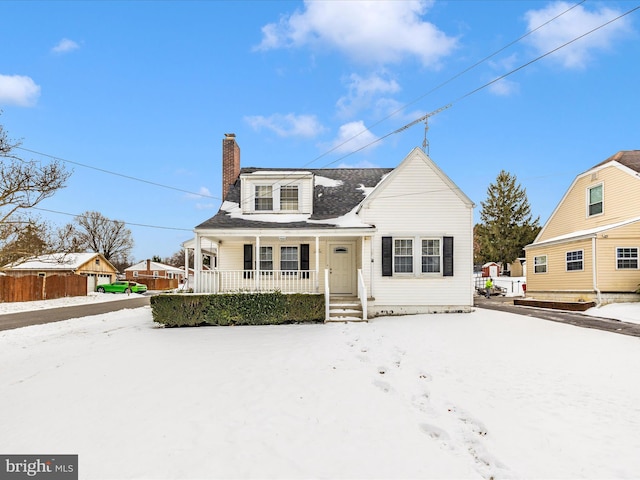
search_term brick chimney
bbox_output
[222,133,240,200]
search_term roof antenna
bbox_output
[392,104,452,156]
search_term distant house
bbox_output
[525,150,640,304]
[2,252,117,294]
[186,134,475,321]
[124,259,185,289]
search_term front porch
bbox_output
[186,233,373,321]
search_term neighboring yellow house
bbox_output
[524,151,640,304]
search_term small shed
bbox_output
[482,262,501,278]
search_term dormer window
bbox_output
[280,185,299,211]
[242,172,313,214]
[255,185,273,211]
[588,184,603,217]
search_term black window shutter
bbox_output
[382,237,392,277]
[300,244,310,279]
[443,236,454,277]
[243,244,253,279]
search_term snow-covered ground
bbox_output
[1,296,640,479]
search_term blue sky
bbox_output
[1,0,638,262]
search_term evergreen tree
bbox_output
[0,217,52,266]
[476,170,540,269]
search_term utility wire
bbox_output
[15,146,220,201]
[32,207,193,232]
[17,2,639,231]
[294,0,589,169]
[18,0,588,212]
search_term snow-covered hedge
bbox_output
[150,292,325,327]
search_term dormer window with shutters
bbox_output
[241,172,313,214]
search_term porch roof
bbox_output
[196,167,392,231]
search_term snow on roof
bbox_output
[124,260,185,272]
[245,171,312,176]
[314,175,343,188]
[5,252,102,271]
[221,201,313,224]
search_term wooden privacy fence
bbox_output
[134,278,178,291]
[0,274,87,302]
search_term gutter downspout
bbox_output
[592,236,602,306]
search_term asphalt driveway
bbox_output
[0,295,151,332]
[475,295,640,338]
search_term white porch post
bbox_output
[315,236,320,292]
[255,235,261,291]
[184,246,189,287]
[194,233,202,293]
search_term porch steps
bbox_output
[327,296,366,322]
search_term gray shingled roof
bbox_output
[593,150,640,173]
[196,167,393,230]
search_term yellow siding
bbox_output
[77,259,117,275]
[595,221,640,292]
[525,239,594,293]
[539,165,640,242]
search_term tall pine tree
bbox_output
[476,170,540,269]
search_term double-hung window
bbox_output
[280,246,299,273]
[421,239,441,273]
[255,185,273,211]
[588,184,603,217]
[534,255,547,273]
[566,250,583,271]
[280,185,299,211]
[394,239,413,273]
[617,247,638,269]
[260,246,274,272]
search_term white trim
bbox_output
[586,183,604,218]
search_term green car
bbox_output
[96,281,148,294]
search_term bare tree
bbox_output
[1,117,71,225]
[59,210,134,263]
[164,248,193,268]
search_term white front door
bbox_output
[328,242,355,295]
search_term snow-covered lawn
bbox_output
[1,301,640,479]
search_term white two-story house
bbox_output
[189,134,475,320]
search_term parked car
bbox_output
[96,281,147,294]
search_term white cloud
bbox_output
[330,121,380,154]
[524,2,633,69]
[185,187,216,210]
[0,74,41,107]
[337,72,401,117]
[52,38,80,54]
[488,77,520,96]
[255,0,457,67]
[245,113,326,138]
[337,159,381,169]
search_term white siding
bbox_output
[359,149,474,311]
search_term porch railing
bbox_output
[197,270,319,294]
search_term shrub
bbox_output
[151,292,325,327]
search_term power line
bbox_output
[15,146,221,201]
[32,207,193,232]
[16,2,639,227]
[290,0,589,170]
